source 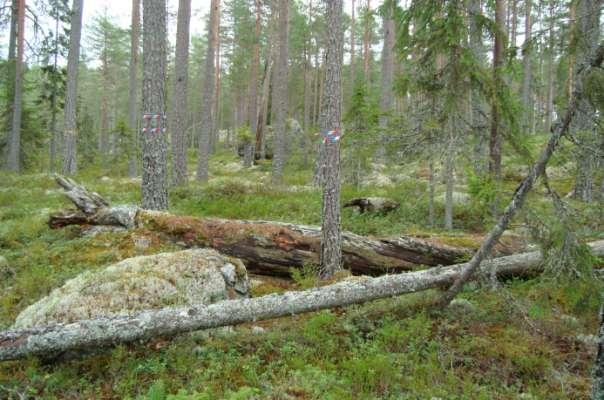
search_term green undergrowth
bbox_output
[0,150,602,399]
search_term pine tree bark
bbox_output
[5,0,17,168]
[571,0,601,202]
[490,0,506,185]
[49,10,61,172]
[521,0,533,133]
[363,0,371,82]
[141,0,168,210]
[127,0,140,177]
[349,0,356,94]
[376,0,395,162]
[319,0,344,278]
[271,0,289,184]
[469,0,488,176]
[245,0,262,168]
[2,241,603,361]
[196,0,220,182]
[170,0,191,185]
[62,0,84,175]
[543,0,555,134]
[6,0,24,172]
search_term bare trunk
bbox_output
[6,0,25,172]
[141,0,168,210]
[543,0,554,134]
[245,0,262,167]
[2,241,603,361]
[350,0,356,89]
[469,0,488,175]
[490,0,505,183]
[196,0,220,181]
[170,0,191,185]
[320,0,343,278]
[572,0,601,202]
[99,44,109,157]
[62,0,84,175]
[271,0,289,184]
[303,0,313,132]
[363,0,371,82]
[439,42,604,307]
[127,0,140,177]
[49,11,60,172]
[444,123,455,230]
[521,0,532,133]
[376,3,394,162]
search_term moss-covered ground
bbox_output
[0,148,602,399]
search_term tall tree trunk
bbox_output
[170,0,191,185]
[489,0,506,210]
[4,0,17,168]
[521,0,532,133]
[363,0,371,82]
[572,0,601,202]
[469,0,488,176]
[62,0,84,175]
[303,0,313,132]
[271,0,289,184]
[141,0,168,210]
[6,0,25,172]
[196,0,220,182]
[349,0,356,94]
[320,0,344,278]
[245,0,262,168]
[127,0,140,177]
[49,10,60,172]
[543,0,555,134]
[99,34,110,158]
[211,22,221,154]
[376,1,395,162]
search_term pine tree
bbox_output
[320,0,343,278]
[62,0,83,175]
[141,0,168,209]
[170,0,191,185]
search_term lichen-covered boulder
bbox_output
[13,249,250,329]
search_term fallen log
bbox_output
[2,240,603,361]
[49,177,471,276]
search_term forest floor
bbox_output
[0,147,603,399]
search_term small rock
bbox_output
[448,298,477,314]
[251,326,266,335]
[100,176,111,182]
[518,394,536,400]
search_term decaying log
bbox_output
[343,197,400,213]
[1,240,603,361]
[48,177,471,276]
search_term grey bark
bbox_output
[49,9,60,172]
[592,298,604,400]
[572,0,602,202]
[376,1,395,162]
[439,41,604,307]
[4,0,17,168]
[444,127,455,230]
[349,0,356,92]
[469,0,488,175]
[303,0,313,133]
[245,0,261,168]
[196,0,220,182]
[489,0,506,185]
[141,0,168,210]
[271,0,289,184]
[521,0,532,133]
[320,0,343,278]
[363,0,371,82]
[127,0,140,177]
[170,0,191,185]
[543,0,554,134]
[2,241,603,361]
[6,0,24,172]
[62,0,84,175]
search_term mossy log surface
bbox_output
[1,240,603,361]
[48,177,471,276]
